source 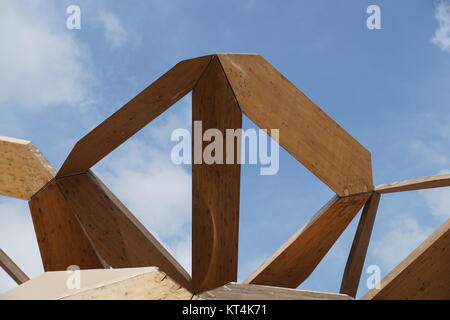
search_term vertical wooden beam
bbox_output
[0,249,30,285]
[340,192,380,297]
[29,180,104,271]
[245,193,371,288]
[56,171,192,291]
[192,57,242,293]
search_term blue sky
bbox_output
[1,0,450,298]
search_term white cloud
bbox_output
[432,1,450,52]
[420,169,450,219]
[422,188,450,219]
[409,138,450,167]
[98,10,129,48]
[372,216,433,270]
[94,100,192,272]
[0,0,95,110]
[0,198,44,293]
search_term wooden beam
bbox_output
[0,136,55,199]
[192,57,242,293]
[28,180,104,271]
[245,193,371,288]
[56,171,192,291]
[363,218,450,300]
[1,267,193,300]
[198,282,353,300]
[340,193,381,297]
[217,54,373,196]
[375,174,450,194]
[61,268,193,300]
[0,248,30,285]
[57,55,213,177]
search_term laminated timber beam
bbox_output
[340,193,381,297]
[375,173,450,194]
[217,54,373,196]
[55,171,192,291]
[29,180,104,271]
[0,136,55,200]
[192,57,242,293]
[57,55,213,177]
[0,248,30,285]
[363,218,450,300]
[197,282,353,300]
[245,193,371,288]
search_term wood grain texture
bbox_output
[245,193,371,288]
[57,55,213,177]
[0,136,55,199]
[363,218,450,300]
[0,248,30,285]
[198,282,353,300]
[62,268,193,300]
[29,180,104,271]
[375,174,450,194]
[192,57,242,293]
[340,193,380,297]
[1,267,193,300]
[217,54,373,196]
[56,171,192,291]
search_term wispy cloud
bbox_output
[98,10,129,48]
[0,0,95,110]
[432,1,450,52]
[372,215,433,270]
[0,198,44,293]
[94,99,192,272]
[421,169,450,219]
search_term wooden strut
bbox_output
[340,193,381,297]
[245,193,371,288]
[0,248,30,285]
[192,57,242,293]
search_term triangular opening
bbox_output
[92,94,192,274]
[356,189,448,298]
[238,114,334,281]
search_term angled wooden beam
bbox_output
[192,57,242,293]
[217,54,373,196]
[0,248,30,285]
[56,171,192,291]
[375,174,450,194]
[0,136,55,199]
[198,282,353,300]
[28,180,104,271]
[363,218,450,300]
[57,55,213,177]
[245,193,371,288]
[340,193,381,297]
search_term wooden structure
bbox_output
[0,54,449,300]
